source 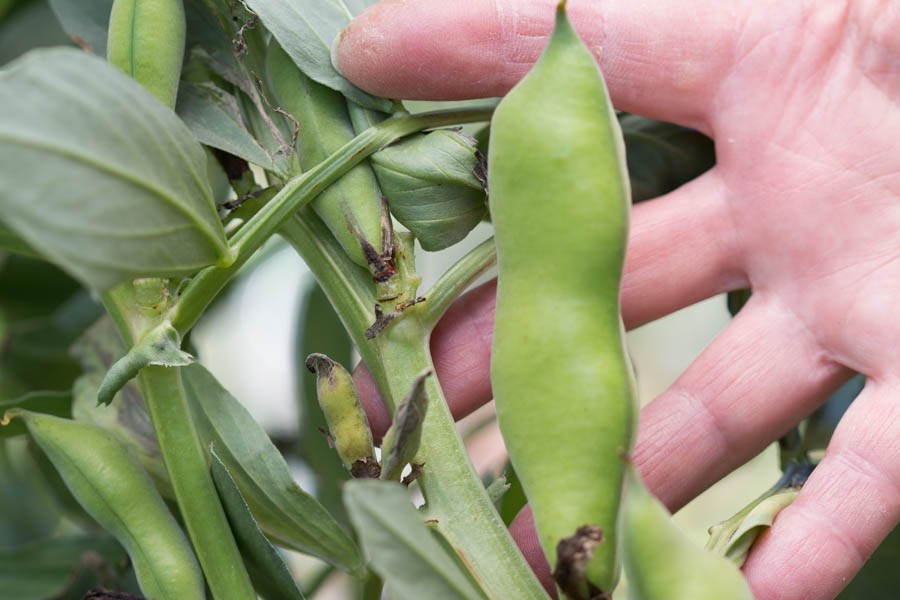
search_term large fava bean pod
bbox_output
[622,463,755,600]
[488,2,636,597]
[2,410,205,600]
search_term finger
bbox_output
[353,279,498,439]
[509,506,556,597]
[335,0,744,129]
[356,172,744,431]
[622,169,746,328]
[634,294,851,511]
[742,379,900,600]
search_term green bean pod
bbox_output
[107,0,186,109]
[266,41,384,270]
[488,2,635,596]
[623,463,754,600]
[305,353,377,476]
[3,409,205,600]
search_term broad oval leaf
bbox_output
[242,0,390,111]
[366,128,487,251]
[47,0,113,55]
[0,48,233,291]
[344,480,486,600]
[181,362,363,573]
[177,82,276,171]
[348,105,487,250]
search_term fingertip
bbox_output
[353,361,392,441]
[331,0,535,100]
[509,506,557,597]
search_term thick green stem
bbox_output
[280,217,546,599]
[102,287,254,600]
[170,107,493,336]
[137,366,256,600]
[420,237,496,330]
[374,315,548,599]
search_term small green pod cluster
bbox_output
[266,41,385,270]
[489,2,635,596]
[3,409,205,600]
[305,353,377,476]
[622,463,755,600]
[107,0,187,109]
[348,105,487,251]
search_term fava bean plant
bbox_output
[0,1,894,599]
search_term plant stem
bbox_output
[102,288,255,600]
[420,237,496,330]
[170,107,493,336]
[137,366,256,600]
[374,315,548,599]
[280,216,546,599]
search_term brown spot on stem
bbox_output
[402,462,425,486]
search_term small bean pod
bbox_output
[3,409,205,600]
[622,462,754,600]
[266,41,384,270]
[305,353,377,477]
[107,0,186,109]
[489,2,635,596]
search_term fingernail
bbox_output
[331,26,350,75]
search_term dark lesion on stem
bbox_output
[553,525,609,600]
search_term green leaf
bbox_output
[370,129,486,251]
[0,254,83,322]
[498,462,527,527]
[344,480,487,600]
[706,490,799,567]
[242,0,391,111]
[2,290,103,391]
[350,107,487,251]
[48,0,112,55]
[0,48,234,291]
[0,0,71,66]
[180,363,363,573]
[803,373,865,452]
[0,534,129,600]
[0,390,71,439]
[0,436,66,546]
[177,82,276,171]
[210,446,306,600]
[837,526,900,599]
[342,0,379,16]
[0,218,40,258]
[620,114,715,203]
[97,321,195,405]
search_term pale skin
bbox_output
[335,1,900,598]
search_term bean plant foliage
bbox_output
[0,1,893,599]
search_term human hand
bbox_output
[335,1,900,598]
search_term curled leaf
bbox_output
[97,322,194,406]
